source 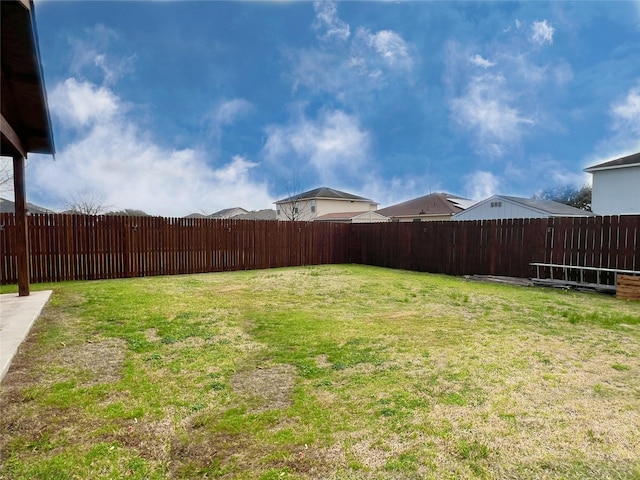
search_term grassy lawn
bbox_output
[1,264,639,479]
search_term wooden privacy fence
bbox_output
[351,218,543,277]
[351,215,639,279]
[1,213,639,284]
[0,214,350,283]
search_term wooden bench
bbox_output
[530,263,640,293]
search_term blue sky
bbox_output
[7,1,640,216]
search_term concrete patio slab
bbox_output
[0,290,52,382]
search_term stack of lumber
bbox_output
[617,275,640,301]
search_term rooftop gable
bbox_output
[275,187,375,204]
[233,209,277,220]
[377,192,470,217]
[495,195,593,216]
[314,210,389,222]
[209,207,249,219]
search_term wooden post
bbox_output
[13,154,30,296]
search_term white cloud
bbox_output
[450,74,534,157]
[214,98,254,126]
[507,53,549,84]
[313,1,350,42]
[288,49,350,96]
[503,19,522,34]
[207,98,254,139]
[262,109,371,185]
[68,24,134,85]
[290,3,413,99]
[611,83,640,134]
[469,54,495,69]
[445,25,570,158]
[49,78,120,128]
[31,78,271,216]
[530,20,555,46]
[600,81,640,153]
[360,29,414,70]
[463,171,500,201]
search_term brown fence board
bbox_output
[1,213,638,285]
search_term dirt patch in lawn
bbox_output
[144,328,161,343]
[49,338,127,386]
[231,364,297,412]
[113,416,176,464]
[314,354,331,368]
[1,300,126,396]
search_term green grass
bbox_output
[1,265,640,479]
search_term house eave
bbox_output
[584,163,640,173]
[275,197,378,206]
[390,213,454,219]
[1,0,55,158]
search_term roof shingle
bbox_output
[377,192,470,217]
[584,152,640,172]
[275,187,374,204]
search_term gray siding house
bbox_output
[452,195,594,221]
[584,152,640,216]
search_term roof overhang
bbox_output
[584,152,640,173]
[390,213,454,219]
[275,197,378,205]
[584,162,640,173]
[1,0,55,158]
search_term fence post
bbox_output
[13,155,30,296]
[123,216,131,278]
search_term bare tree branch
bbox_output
[65,188,112,215]
[278,176,310,221]
[0,157,16,195]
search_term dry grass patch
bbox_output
[231,364,297,412]
[51,338,127,386]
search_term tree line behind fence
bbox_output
[1,213,638,284]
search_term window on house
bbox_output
[490,201,502,208]
[310,200,316,213]
[294,207,299,214]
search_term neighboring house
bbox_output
[0,197,52,215]
[314,211,389,223]
[452,195,595,221]
[233,209,277,221]
[209,207,249,219]
[185,207,250,219]
[274,187,378,221]
[377,192,475,222]
[584,152,640,216]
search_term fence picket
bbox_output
[0,213,638,285]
